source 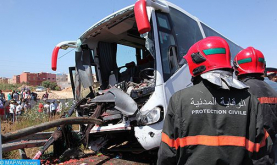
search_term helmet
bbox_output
[233,47,265,76]
[184,36,231,77]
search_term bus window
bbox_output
[116,44,137,72]
[156,12,177,82]
[169,7,203,63]
[201,23,243,59]
[157,14,171,30]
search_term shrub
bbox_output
[55,86,61,91]
[0,83,21,92]
[41,81,51,89]
[42,81,59,90]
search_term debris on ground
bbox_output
[40,152,155,165]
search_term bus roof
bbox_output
[79,5,134,42]
[78,1,242,53]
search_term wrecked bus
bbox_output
[51,0,242,153]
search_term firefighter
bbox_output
[157,36,272,165]
[234,47,277,164]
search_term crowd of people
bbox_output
[0,87,35,122]
[157,37,277,165]
[38,99,67,118]
[0,87,69,123]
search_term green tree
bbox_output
[42,81,60,90]
[49,82,57,90]
[55,86,61,91]
[41,81,51,88]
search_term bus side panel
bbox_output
[164,65,192,103]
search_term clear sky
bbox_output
[1,0,276,78]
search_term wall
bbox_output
[46,73,56,83]
[56,73,70,89]
[14,72,58,86]
[0,78,8,84]
[12,75,20,84]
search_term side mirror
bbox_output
[52,46,60,71]
[134,0,151,34]
[51,41,77,71]
[134,0,169,34]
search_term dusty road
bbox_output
[36,90,73,100]
[41,152,156,165]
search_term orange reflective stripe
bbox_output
[162,132,178,149]
[257,129,270,151]
[162,129,269,153]
[258,97,277,104]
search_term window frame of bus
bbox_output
[200,23,243,59]
[155,8,204,82]
[168,7,203,64]
[155,11,178,82]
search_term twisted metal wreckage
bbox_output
[1,0,244,160]
[2,0,167,160]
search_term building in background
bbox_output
[12,75,20,84]
[46,73,56,83]
[0,77,8,84]
[37,72,56,83]
[8,78,13,84]
[56,73,68,82]
[18,72,56,86]
[38,72,47,83]
[2,72,59,86]
[56,73,70,89]
[20,72,39,86]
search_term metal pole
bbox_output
[2,117,103,143]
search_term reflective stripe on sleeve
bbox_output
[258,97,277,104]
[162,129,269,153]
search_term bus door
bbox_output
[69,47,98,101]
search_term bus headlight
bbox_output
[139,107,163,125]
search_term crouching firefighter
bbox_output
[234,47,277,165]
[157,36,272,165]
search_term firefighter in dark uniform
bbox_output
[157,37,272,165]
[234,47,277,165]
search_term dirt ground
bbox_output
[37,90,73,100]
[40,152,155,165]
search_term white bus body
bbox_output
[52,0,242,152]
